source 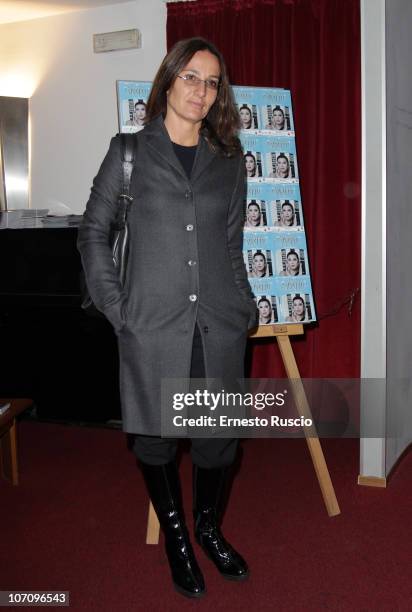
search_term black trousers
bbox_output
[132,324,239,468]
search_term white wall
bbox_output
[360,0,387,480]
[360,0,412,480]
[0,0,167,213]
[385,0,412,473]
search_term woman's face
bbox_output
[247,204,260,222]
[272,109,284,128]
[293,298,305,317]
[240,108,252,128]
[134,104,146,122]
[253,254,266,273]
[259,300,271,320]
[287,253,299,272]
[166,50,220,126]
[281,204,294,224]
[277,157,289,176]
[245,155,256,173]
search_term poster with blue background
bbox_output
[116,82,316,325]
[117,81,151,133]
[234,85,316,325]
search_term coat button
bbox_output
[203,326,209,333]
[186,224,194,231]
[189,294,197,302]
[188,260,197,266]
[185,190,192,199]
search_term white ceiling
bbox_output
[0,0,135,25]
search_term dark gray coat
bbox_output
[77,115,257,435]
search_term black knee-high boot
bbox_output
[140,461,205,598]
[193,465,249,581]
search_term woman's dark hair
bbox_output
[146,37,241,157]
[135,99,146,108]
[247,200,260,209]
[239,104,251,114]
[277,153,289,166]
[287,250,299,259]
[253,251,266,262]
[281,200,293,210]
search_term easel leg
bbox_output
[1,421,19,486]
[146,500,160,544]
[276,335,340,517]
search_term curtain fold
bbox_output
[167,0,361,378]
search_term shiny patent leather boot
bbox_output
[140,461,205,598]
[193,465,249,581]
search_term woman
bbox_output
[279,250,300,276]
[275,201,296,227]
[258,297,272,324]
[270,106,285,130]
[249,251,268,278]
[275,153,291,178]
[244,152,259,178]
[78,38,257,599]
[286,295,306,322]
[126,99,147,127]
[245,200,263,227]
[269,153,290,179]
[239,104,253,129]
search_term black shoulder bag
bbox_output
[80,133,137,318]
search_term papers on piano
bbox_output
[0,210,82,229]
[20,209,49,218]
[41,214,83,226]
[0,402,11,416]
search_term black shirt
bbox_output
[172,142,198,179]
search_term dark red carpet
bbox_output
[2,421,412,610]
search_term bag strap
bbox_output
[113,133,137,230]
[120,133,137,198]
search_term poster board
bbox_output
[233,86,316,326]
[116,81,151,133]
[116,81,316,326]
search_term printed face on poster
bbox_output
[117,81,152,133]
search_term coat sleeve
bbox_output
[227,153,259,330]
[77,134,127,333]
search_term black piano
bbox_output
[0,213,122,424]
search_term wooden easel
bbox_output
[145,323,340,545]
[249,323,340,517]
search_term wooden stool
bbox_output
[0,398,33,485]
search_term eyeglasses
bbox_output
[177,73,220,91]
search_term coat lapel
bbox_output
[144,114,217,184]
[190,135,216,184]
[145,115,187,181]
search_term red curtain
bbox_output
[167,0,361,378]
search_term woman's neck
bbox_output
[164,113,200,146]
